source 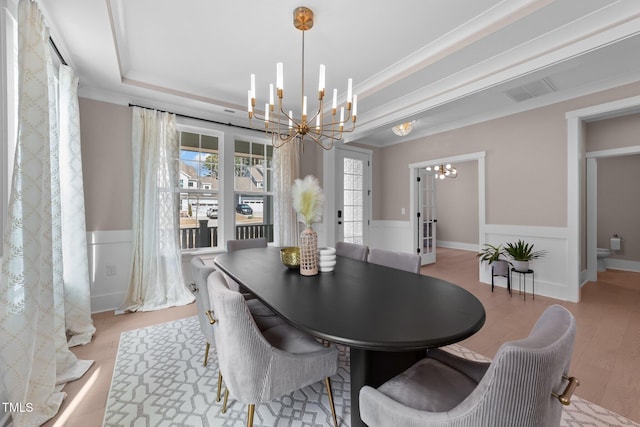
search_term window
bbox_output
[177,131,220,250]
[234,139,274,241]
[175,124,274,252]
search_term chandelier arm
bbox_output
[310,127,345,142]
[318,117,356,134]
[272,131,297,148]
[305,99,323,129]
[306,131,334,150]
[277,104,301,127]
[317,104,355,128]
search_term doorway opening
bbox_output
[409,152,486,266]
[567,94,640,302]
[324,145,372,248]
[586,146,640,281]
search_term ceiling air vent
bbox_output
[504,78,556,102]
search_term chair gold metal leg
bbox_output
[221,388,230,413]
[325,377,338,427]
[203,342,210,367]
[216,371,223,402]
[246,404,255,427]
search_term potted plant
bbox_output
[477,243,506,265]
[504,239,546,272]
[478,243,510,272]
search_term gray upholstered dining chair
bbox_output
[359,304,579,427]
[226,237,268,252]
[367,247,421,273]
[208,270,340,427]
[225,237,275,317]
[189,255,217,367]
[190,255,284,402]
[335,241,369,261]
[191,254,282,331]
[225,237,273,308]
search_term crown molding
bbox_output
[354,0,553,99]
[347,7,640,144]
[361,73,640,148]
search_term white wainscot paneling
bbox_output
[480,225,573,301]
[87,230,133,313]
[370,220,414,253]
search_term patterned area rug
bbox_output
[104,316,639,427]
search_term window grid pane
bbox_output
[178,131,221,250]
[343,157,365,243]
[234,139,274,242]
[234,139,273,193]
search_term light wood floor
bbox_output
[43,247,640,426]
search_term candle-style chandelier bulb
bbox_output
[427,164,458,180]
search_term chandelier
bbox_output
[247,7,357,150]
[392,121,415,136]
[427,164,457,179]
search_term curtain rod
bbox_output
[49,37,67,66]
[128,103,260,133]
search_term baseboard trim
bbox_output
[437,241,478,252]
[605,258,640,273]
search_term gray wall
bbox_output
[363,81,640,233]
[435,161,478,244]
[79,97,320,233]
[79,98,133,231]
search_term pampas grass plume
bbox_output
[292,175,324,226]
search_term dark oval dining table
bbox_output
[214,247,486,427]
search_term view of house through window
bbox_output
[178,131,220,250]
[234,139,274,242]
[176,131,274,251]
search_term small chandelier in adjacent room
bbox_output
[247,6,357,150]
[392,121,415,137]
[427,164,457,179]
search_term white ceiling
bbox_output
[38,0,640,147]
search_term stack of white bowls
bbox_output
[318,247,336,272]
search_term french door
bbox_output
[417,169,436,264]
[336,148,370,245]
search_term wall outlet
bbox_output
[401,208,406,215]
[106,265,117,276]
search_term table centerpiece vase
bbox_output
[299,226,318,276]
[292,175,324,277]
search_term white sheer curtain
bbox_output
[0,1,94,425]
[120,107,194,312]
[273,139,301,246]
[58,65,96,347]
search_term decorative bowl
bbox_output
[280,247,301,269]
[319,247,336,256]
[319,254,336,262]
[319,259,336,269]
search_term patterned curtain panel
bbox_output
[273,140,301,247]
[58,65,96,347]
[120,107,194,312]
[0,1,93,425]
